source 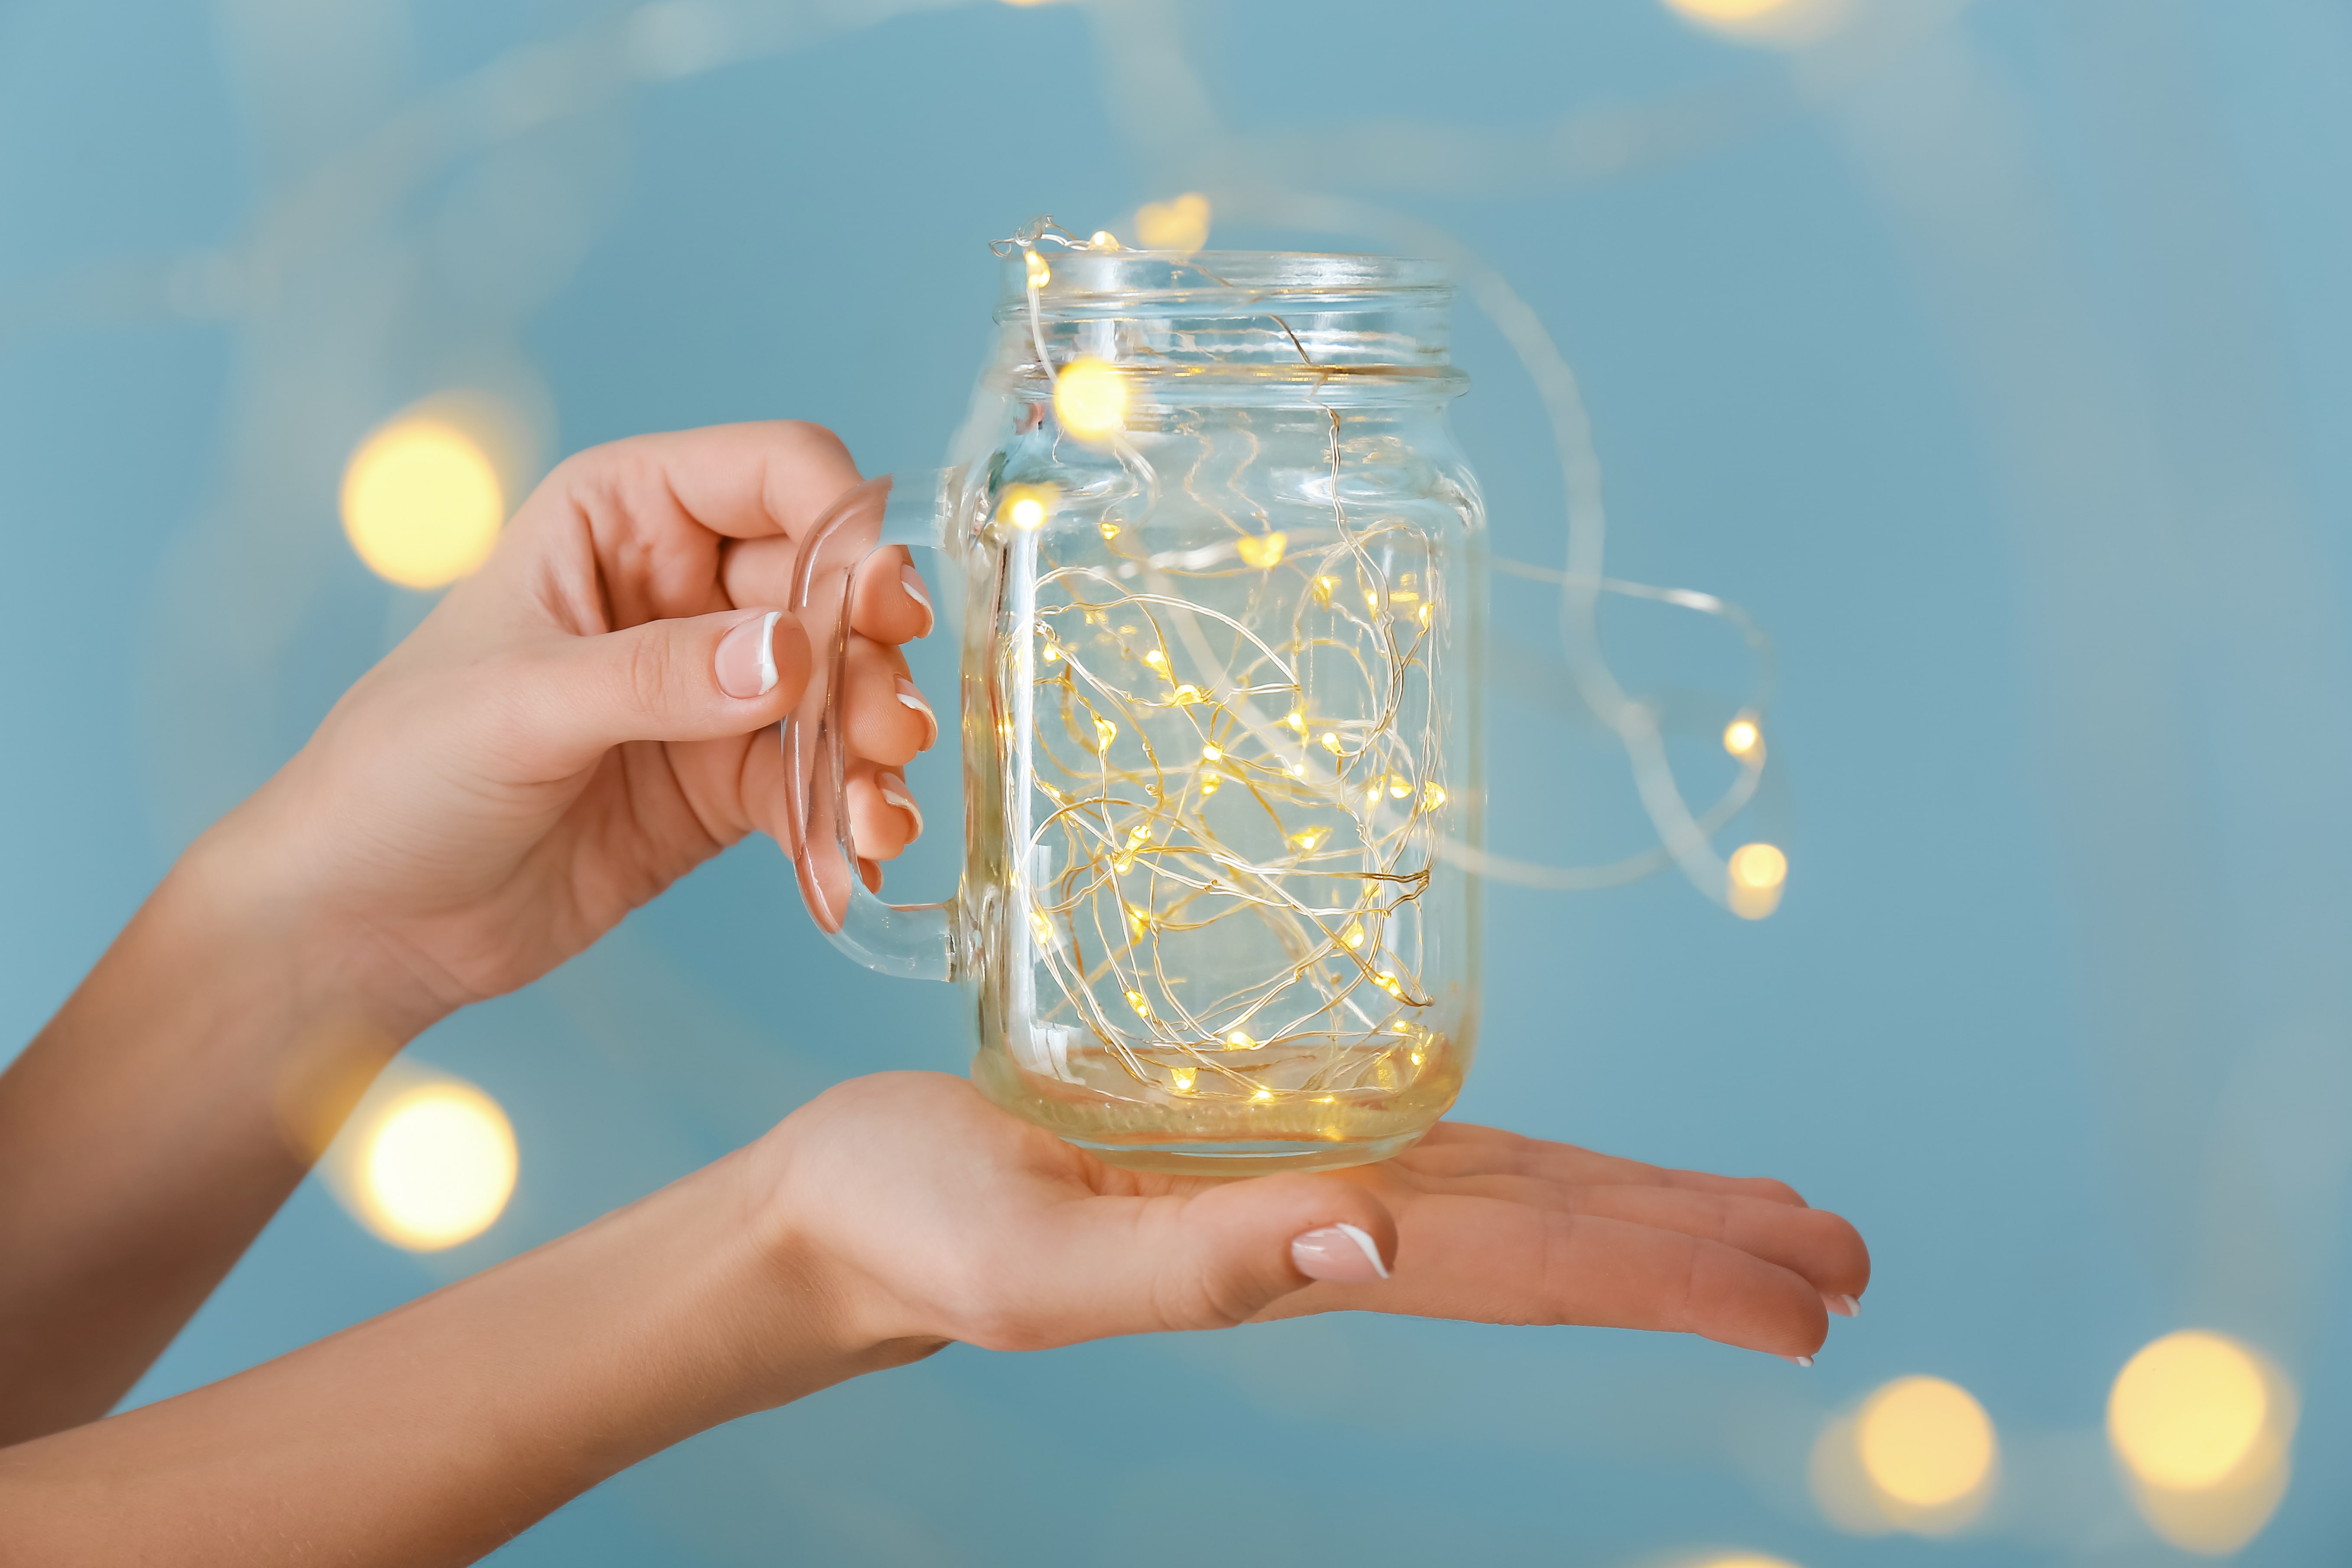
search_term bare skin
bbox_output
[0,423,1869,1565]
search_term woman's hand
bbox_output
[211,421,936,1035]
[752,1073,1869,1367]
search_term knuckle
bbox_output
[621,630,675,719]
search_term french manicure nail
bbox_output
[1782,1354,1815,1367]
[1824,1292,1860,1318]
[879,772,923,837]
[1291,1222,1390,1283]
[716,610,783,699]
[901,565,934,636]
[896,677,939,749]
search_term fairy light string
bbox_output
[988,220,1445,1101]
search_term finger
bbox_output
[847,763,922,860]
[515,422,864,629]
[498,607,812,766]
[1258,1194,1828,1357]
[959,1175,1398,1349]
[844,636,934,763]
[1402,1123,1810,1208]
[1415,1176,1869,1299]
[852,547,933,644]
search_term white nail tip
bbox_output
[754,610,780,695]
[1332,1221,1390,1280]
[881,786,923,834]
[900,568,932,612]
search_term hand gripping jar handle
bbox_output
[781,469,963,981]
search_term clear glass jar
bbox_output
[785,249,1485,1174]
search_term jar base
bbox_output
[1061,1132,1426,1176]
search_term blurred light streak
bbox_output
[1726,842,1787,919]
[340,414,504,589]
[1053,358,1128,441]
[326,1069,518,1252]
[1809,1376,1996,1535]
[2107,1330,2296,1554]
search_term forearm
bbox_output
[0,826,417,1443]
[0,1149,874,1567]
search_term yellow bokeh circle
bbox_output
[1729,841,1788,890]
[354,1083,519,1251]
[1054,359,1129,442]
[341,417,505,589]
[1856,1376,1998,1509]
[1665,0,1797,18]
[2110,1330,2268,1490]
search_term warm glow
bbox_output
[1088,230,1121,249]
[1666,0,1794,16]
[1724,717,1761,756]
[1660,0,1850,42]
[1688,1558,1805,1568]
[1236,531,1287,568]
[999,481,1059,531]
[1856,1376,1998,1510]
[1134,191,1211,253]
[1729,841,1788,889]
[1054,358,1128,441]
[2110,1332,2268,1490]
[341,417,504,589]
[353,1083,517,1250]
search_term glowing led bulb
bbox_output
[1088,230,1121,250]
[1422,782,1447,811]
[1342,922,1366,949]
[1364,588,1382,613]
[341,417,505,589]
[1724,717,1762,756]
[2110,1331,2269,1490]
[1417,602,1434,626]
[1092,717,1118,750]
[1054,358,1127,441]
[1236,531,1287,568]
[999,482,1058,531]
[1312,576,1337,606]
[1201,744,1223,762]
[1730,842,1787,889]
[1320,731,1342,754]
[1169,1066,1195,1092]
[1029,908,1054,945]
[1376,971,1403,996]
[1856,1376,1998,1510]
[1285,709,1306,731]
[1250,1086,1273,1102]
[1125,989,1152,1019]
[349,1082,518,1251]
[1388,774,1412,798]
[1224,1030,1257,1050]
[1198,769,1220,795]
[1290,826,1326,851]
[1024,248,1051,289]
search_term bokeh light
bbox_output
[1054,359,1128,442]
[349,1081,518,1251]
[2110,1331,2297,1555]
[1685,1556,1805,1568]
[1811,1376,1997,1535]
[1133,191,1212,253]
[2110,1330,2266,1488]
[1722,717,1760,756]
[1857,1376,1998,1510]
[1727,840,1787,919]
[340,416,505,589]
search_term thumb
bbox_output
[509,607,812,763]
[1022,1174,1398,1344]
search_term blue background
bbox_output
[4,0,2350,1561]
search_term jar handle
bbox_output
[780,469,963,982]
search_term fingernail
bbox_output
[1824,1292,1860,1318]
[896,677,939,749]
[1781,1354,1816,1367]
[879,772,923,837]
[716,610,783,699]
[901,565,934,636]
[1291,1222,1390,1283]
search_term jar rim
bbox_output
[998,250,1452,318]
